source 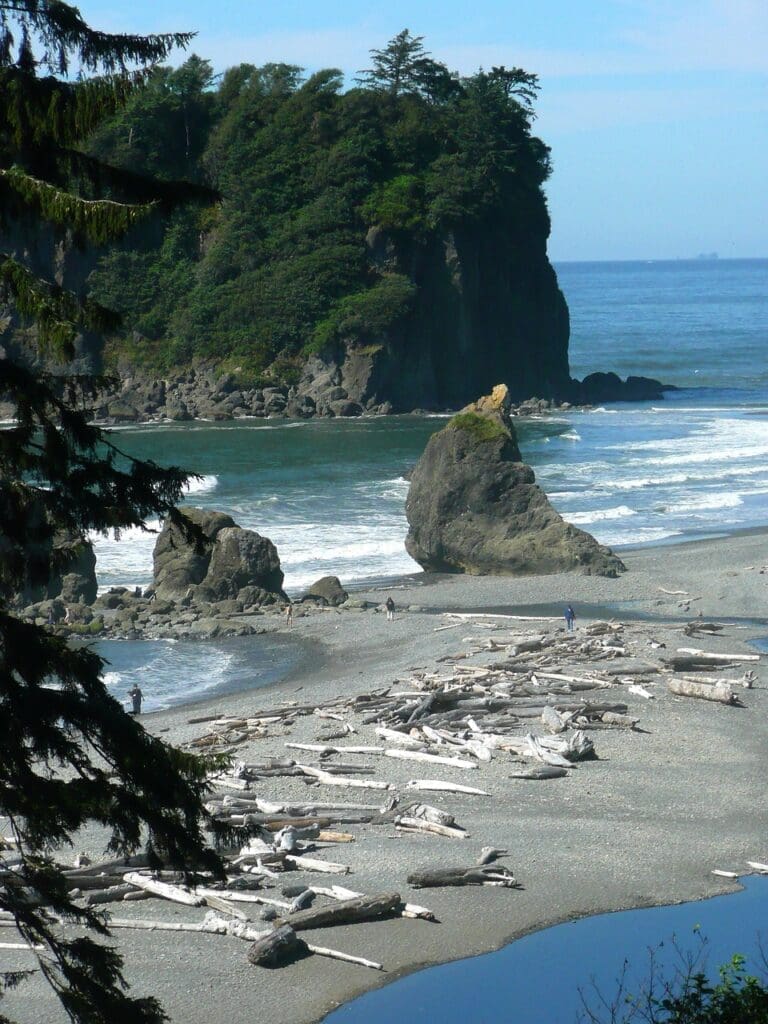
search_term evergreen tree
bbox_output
[0,5,224,1022]
[356,28,429,95]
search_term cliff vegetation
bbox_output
[86,32,569,407]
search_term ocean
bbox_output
[91,257,768,709]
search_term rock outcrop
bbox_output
[405,384,625,578]
[303,575,349,607]
[152,507,286,605]
[14,527,97,607]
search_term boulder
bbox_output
[405,384,625,578]
[199,527,284,601]
[152,507,286,606]
[305,576,349,607]
[153,508,235,598]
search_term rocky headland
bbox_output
[405,384,625,577]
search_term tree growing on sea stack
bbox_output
[0,5,224,1022]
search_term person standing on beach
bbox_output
[564,605,576,631]
[284,602,294,627]
[385,596,395,622]
[128,685,143,715]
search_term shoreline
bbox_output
[4,528,768,1024]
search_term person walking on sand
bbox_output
[284,602,293,627]
[128,685,143,715]
[385,596,395,622]
[564,605,576,632]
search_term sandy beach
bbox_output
[4,529,768,1024]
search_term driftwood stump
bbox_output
[247,924,308,967]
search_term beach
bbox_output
[4,528,768,1024]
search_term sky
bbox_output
[78,0,768,262]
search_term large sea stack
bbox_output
[405,385,625,577]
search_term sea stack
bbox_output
[405,384,625,577]
[152,507,287,605]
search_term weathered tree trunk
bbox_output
[279,892,402,931]
[408,866,518,888]
[667,678,736,704]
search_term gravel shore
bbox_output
[5,529,768,1024]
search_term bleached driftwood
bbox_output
[628,684,655,700]
[676,647,759,663]
[123,873,203,907]
[395,816,468,839]
[375,727,426,750]
[384,749,478,770]
[294,765,390,790]
[285,744,383,755]
[667,679,736,705]
[406,780,489,796]
[509,765,568,780]
[283,854,350,875]
[309,885,436,922]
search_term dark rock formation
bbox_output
[152,507,286,605]
[15,528,97,607]
[298,224,570,414]
[303,576,349,607]
[405,384,625,578]
[570,372,672,404]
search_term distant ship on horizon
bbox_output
[696,251,719,260]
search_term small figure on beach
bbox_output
[284,602,294,627]
[128,685,143,715]
[385,596,395,622]
[564,605,576,631]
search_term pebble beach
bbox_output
[4,528,768,1024]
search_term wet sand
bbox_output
[4,529,768,1024]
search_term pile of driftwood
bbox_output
[7,615,758,969]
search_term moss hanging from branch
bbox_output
[0,165,158,242]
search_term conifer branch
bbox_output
[0,1,194,73]
[0,166,158,242]
[0,253,121,354]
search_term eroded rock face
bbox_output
[405,385,625,578]
[152,507,286,605]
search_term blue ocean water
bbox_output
[322,875,768,1024]
[93,258,768,594]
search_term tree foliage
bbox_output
[86,30,552,381]
[0,5,224,1023]
[579,937,768,1024]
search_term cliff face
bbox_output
[299,222,570,413]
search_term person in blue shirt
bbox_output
[564,605,576,631]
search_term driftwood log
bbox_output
[408,865,518,889]
[667,679,736,705]
[277,892,402,931]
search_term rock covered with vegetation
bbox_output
[81,33,569,412]
[405,384,626,577]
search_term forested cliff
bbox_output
[75,33,571,411]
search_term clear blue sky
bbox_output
[79,0,767,261]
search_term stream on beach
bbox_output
[323,876,768,1024]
